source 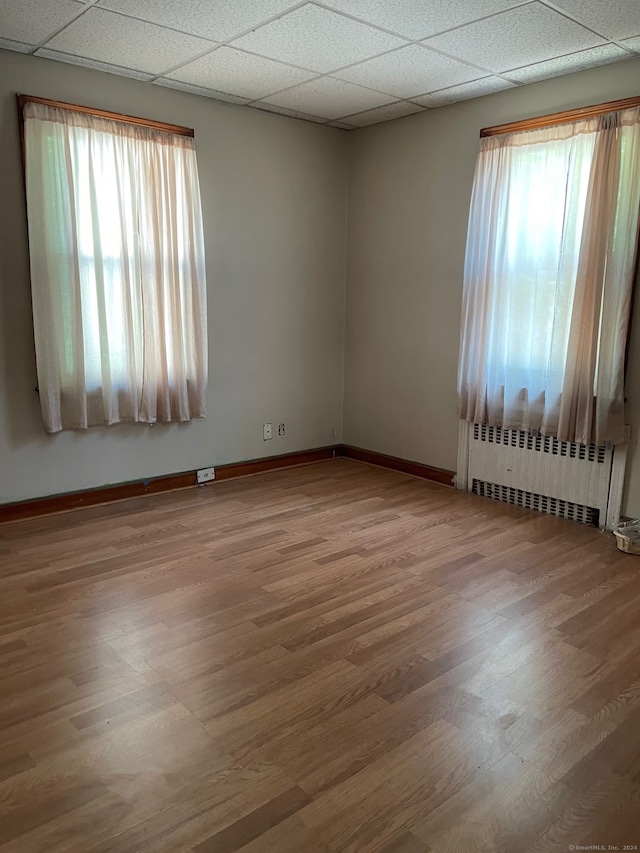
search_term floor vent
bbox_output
[472,478,599,526]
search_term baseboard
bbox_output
[0,446,338,524]
[337,444,455,487]
[215,447,336,481]
[0,443,455,524]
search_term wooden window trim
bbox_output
[480,94,640,138]
[17,94,194,137]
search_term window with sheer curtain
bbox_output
[22,99,208,434]
[458,102,640,447]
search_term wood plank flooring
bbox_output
[1,458,640,852]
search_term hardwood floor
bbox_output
[1,458,640,852]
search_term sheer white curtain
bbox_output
[24,102,207,433]
[458,106,640,446]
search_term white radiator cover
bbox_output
[456,422,629,530]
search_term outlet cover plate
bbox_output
[197,466,216,484]
[263,423,273,440]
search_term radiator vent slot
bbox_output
[472,424,606,463]
[472,479,599,526]
[459,422,628,531]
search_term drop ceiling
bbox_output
[2,0,639,128]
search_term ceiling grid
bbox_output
[1,0,639,127]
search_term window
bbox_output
[21,96,208,433]
[458,98,640,446]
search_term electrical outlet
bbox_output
[263,423,273,440]
[278,423,285,436]
[197,466,215,484]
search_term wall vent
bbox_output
[457,422,629,530]
[472,478,598,526]
[472,424,606,463]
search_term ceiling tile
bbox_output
[154,77,250,103]
[45,7,215,75]
[505,44,632,83]
[97,0,298,42]
[6,0,637,131]
[342,100,424,127]
[334,44,483,99]
[549,0,640,40]
[230,4,406,73]
[167,47,317,101]
[260,76,396,119]
[423,2,606,73]
[0,0,81,46]
[35,47,154,79]
[322,0,527,40]
[413,75,517,107]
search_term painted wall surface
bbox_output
[344,57,640,518]
[0,50,348,504]
[2,48,639,516]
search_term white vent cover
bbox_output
[456,422,629,530]
[472,424,607,463]
[472,478,598,526]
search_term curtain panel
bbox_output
[458,106,640,446]
[23,102,208,433]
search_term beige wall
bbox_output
[0,49,348,504]
[344,57,640,518]
[2,48,639,516]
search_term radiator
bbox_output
[455,422,629,530]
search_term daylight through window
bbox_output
[22,98,208,433]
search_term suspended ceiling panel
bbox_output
[1,0,639,129]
